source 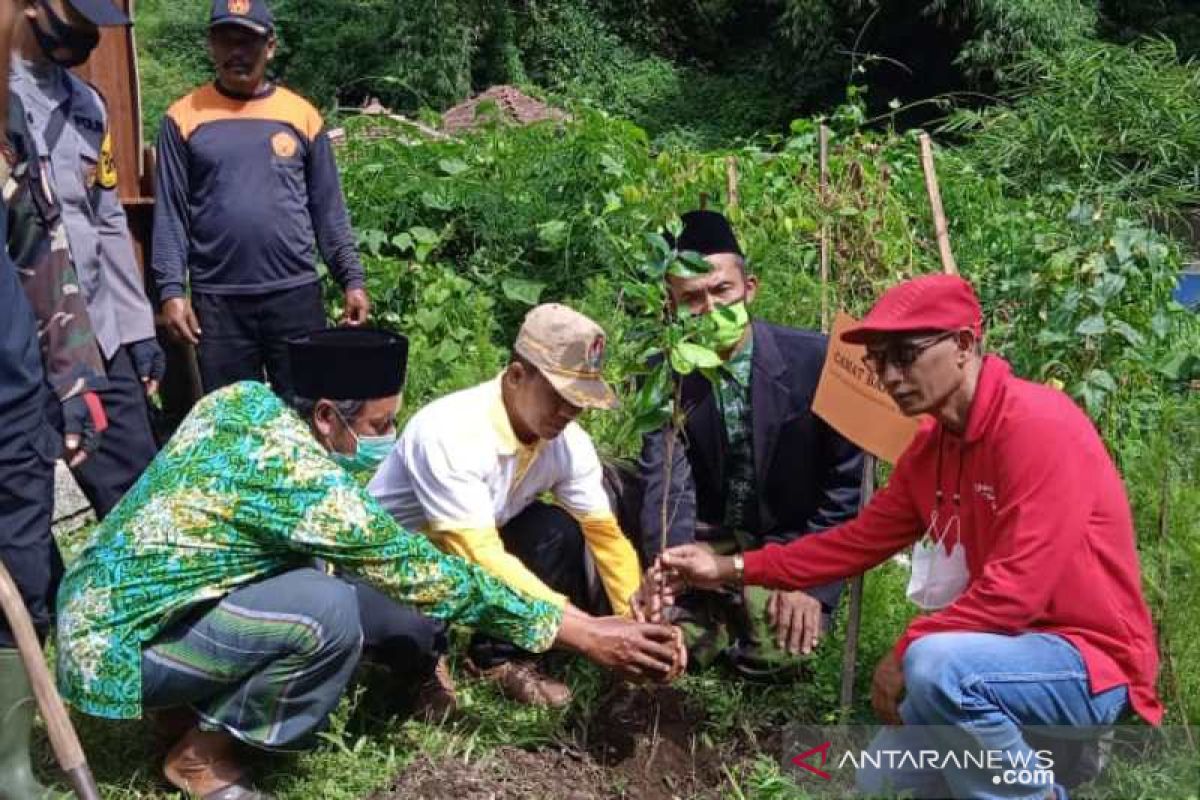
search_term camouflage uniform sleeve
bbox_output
[4,100,107,400]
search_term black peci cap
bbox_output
[287,328,409,401]
[664,210,743,258]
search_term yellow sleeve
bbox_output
[578,513,641,617]
[427,526,569,610]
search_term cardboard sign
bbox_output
[812,312,921,464]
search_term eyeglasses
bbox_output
[861,331,958,374]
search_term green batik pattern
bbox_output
[716,334,757,533]
[56,381,562,720]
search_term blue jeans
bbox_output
[856,632,1128,800]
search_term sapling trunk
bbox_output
[658,378,685,611]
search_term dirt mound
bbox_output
[440,86,569,134]
[371,684,724,800]
[578,684,721,800]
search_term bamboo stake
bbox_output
[0,560,101,800]
[1155,457,1197,753]
[839,457,874,712]
[698,191,709,211]
[818,125,831,333]
[726,156,739,211]
[918,132,958,276]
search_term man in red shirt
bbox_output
[661,275,1161,799]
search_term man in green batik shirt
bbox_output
[56,327,682,800]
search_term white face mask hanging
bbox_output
[906,509,969,610]
[906,432,970,610]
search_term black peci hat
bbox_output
[664,210,743,258]
[288,328,409,401]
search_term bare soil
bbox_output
[370,684,726,800]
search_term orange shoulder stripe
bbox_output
[167,84,324,142]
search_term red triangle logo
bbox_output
[791,741,833,780]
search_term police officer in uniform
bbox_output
[10,0,162,519]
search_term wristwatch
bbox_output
[731,553,745,584]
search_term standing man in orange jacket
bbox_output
[153,0,370,401]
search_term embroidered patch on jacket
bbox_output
[271,131,298,159]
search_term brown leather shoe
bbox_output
[413,656,458,720]
[163,726,273,799]
[472,660,573,708]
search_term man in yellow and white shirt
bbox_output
[369,303,646,706]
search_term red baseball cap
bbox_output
[841,274,983,345]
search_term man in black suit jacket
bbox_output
[633,210,863,679]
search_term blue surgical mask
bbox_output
[330,408,396,478]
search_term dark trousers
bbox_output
[0,392,61,647]
[71,345,159,520]
[469,502,609,669]
[350,577,447,681]
[194,283,327,401]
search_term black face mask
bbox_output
[32,0,100,68]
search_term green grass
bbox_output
[34,542,1199,798]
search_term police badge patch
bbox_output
[97,131,118,190]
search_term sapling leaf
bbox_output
[671,342,723,374]
[668,250,712,278]
[668,348,694,375]
[645,232,670,260]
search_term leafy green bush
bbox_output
[944,39,1200,208]
[134,0,210,139]
[271,0,484,112]
[332,111,1200,733]
[1102,0,1200,60]
[920,0,1097,81]
[334,110,1199,457]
